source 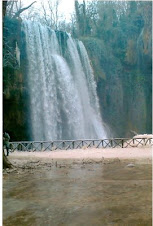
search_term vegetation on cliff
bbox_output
[3,16,29,141]
[73,1,152,137]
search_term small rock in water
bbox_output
[126,163,135,168]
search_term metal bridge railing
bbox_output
[9,138,153,152]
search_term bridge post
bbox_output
[63,142,65,149]
[31,143,34,151]
[122,139,124,148]
[110,139,113,147]
[93,140,95,146]
[41,142,43,151]
[101,140,103,148]
[143,138,145,146]
[72,141,74,149]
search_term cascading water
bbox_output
[22,20,108,141]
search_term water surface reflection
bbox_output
[3,160,152,225]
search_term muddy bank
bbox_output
[4,147,151,173]
[3,160,152,226]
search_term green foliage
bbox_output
[3,16,28,141]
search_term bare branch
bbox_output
[41,1,49,25]
[48,0,56,27]
[13,1,36,18]
[8,1,15,17]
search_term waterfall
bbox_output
[22,20,108,141]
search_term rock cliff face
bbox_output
[3,17,29,141]
[81,33,152,137]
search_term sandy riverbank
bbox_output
[8,147,152,167]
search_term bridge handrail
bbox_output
[10,138,130,143]
[8,137,153,152]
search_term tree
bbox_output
[40,0,62,30]
[75,0,92,36]
[3,0,7,17]
[6,0,36,19]
[13,1,36,19]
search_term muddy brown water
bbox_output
[3,159,152,226]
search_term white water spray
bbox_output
[22,21,108,140]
